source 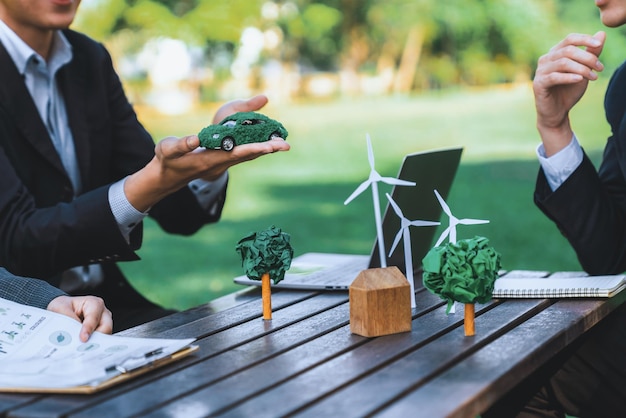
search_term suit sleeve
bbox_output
[535,150,626,274]
[0,268,66,309]
[534,64,626,275]
[94,37,225,235]
[0,146,140,279]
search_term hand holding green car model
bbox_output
[123,96,289,214]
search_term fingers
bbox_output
[192,137,290,160]
[538,32,605,83]
[212,95,270,124]
[228,138,290,160]
[195,139,290,183]
[586,31,606,58]
[47,295,113,342]
[552,32,605,55]
[76,296,113,342]
[156,135,201,159]
[235,94,269,113]
[47,296,80,321]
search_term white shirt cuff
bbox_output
[536,135,584,191]
[108,177,148,242]
[188,171,228,216]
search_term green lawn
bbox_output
[120,81,610,310]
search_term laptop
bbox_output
[233,146,464,290]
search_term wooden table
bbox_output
[1,283,624,418]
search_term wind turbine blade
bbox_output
[380,177,416,187]
[458,218,490,225]
[434,226,451,247]
[366,134,375,170]
[434,189,452,217]
[409,220,440,227]
[344,181,371,205]
[385,193,403,217]
[389,228,404,256]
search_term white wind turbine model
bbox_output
[344,134,416,267]
[433,189,490,314]
[433,189,489,247]
[386,193,440,308]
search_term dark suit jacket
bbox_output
[534,60,626,275]
[0,30,225,309]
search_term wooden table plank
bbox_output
[147,325,365,418]
[117,289,319,339]
[114,286,265,337]
[0,394,42,416]
[6,288,440,418]
[195,301,539,417]
[71,301,352,417]
[283,299,551,417]
[3,286,623,418]
[131,290,447,418]
[374,294,626,418]
[7,292,344,418]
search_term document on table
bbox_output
[0,297,197,393]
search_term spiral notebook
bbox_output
[493,272,626,298]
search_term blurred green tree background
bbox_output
[74,0,625,105]
[68,0,624,309]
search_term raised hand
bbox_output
[532,31,605,156]
[125,134,290,212]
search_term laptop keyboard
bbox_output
[307,264,366,288]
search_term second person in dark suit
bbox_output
[486,2,626,417]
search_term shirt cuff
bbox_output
[108,177,148,242]
[188,171,228,215]
[536,135,584,192]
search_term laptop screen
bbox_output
[369,147,463,274]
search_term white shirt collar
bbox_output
[0,19,72,75]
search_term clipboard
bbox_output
[0,297,199,394]
[0,345,200,394]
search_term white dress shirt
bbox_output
[536,135,584,191]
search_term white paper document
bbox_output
[0,297,196,391]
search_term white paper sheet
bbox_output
[0,297,194,390]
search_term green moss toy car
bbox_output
[198,111,288,151]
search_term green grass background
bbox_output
[121,81,609,310]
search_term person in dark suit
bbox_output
[0,267,113,342]
[0,1,290,332]
[485,2,626,417]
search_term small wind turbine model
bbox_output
[433,189,489,247]
[344,134,416,267]
[431,189,491,331]
[386,193,440,308]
